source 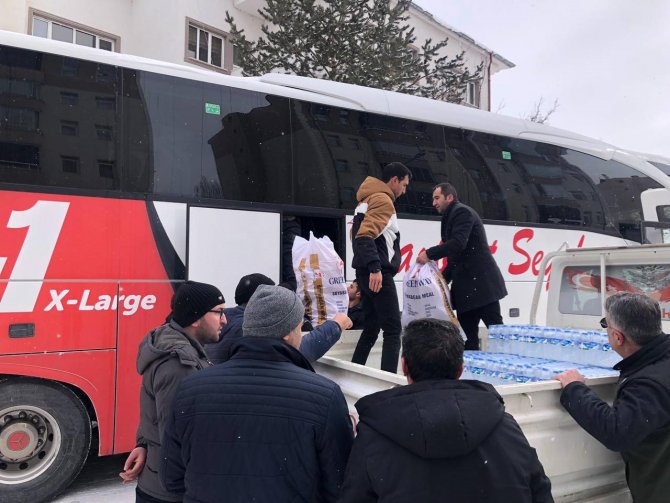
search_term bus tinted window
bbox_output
[561,150,662,241]
[124,70,292,203]
[0,47,120,191]
[359,114,446,215]
[650,161,670,176]
[291,101,379,210]
[470,133,612,232]
[445,128,507,221]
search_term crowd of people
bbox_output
[118,166,670,503]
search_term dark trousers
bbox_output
[351,272,401,373]
[457,300,503,350]
[136,487,176,503]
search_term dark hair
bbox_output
[382,162,412,183]
[351,279,360,291]
[433,182,458,200]
[235,273,275,305]
[402,318,464,381]
[605,292,662,346]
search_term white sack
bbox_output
[293,232,348,326]
[401,261,464,337]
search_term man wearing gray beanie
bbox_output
[121,281,226,503]
[161,285,354,503]
[207,276,353,364]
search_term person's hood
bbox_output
[356,176,395,203]
[137,321,209,374]
[355,379,505,459]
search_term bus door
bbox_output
[186,206,281,304]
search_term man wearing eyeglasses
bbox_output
[554,292,670,503]
[120,280,226,503]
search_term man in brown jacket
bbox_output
[350,162,411,373]
[119,281,225,503]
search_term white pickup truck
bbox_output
[315,244,670,503]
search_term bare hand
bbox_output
[369,271,383,293]
[416,250,429,265]
[349,413,358,435]
[119,446,146,482]
[332,313,353,331]
[554,369,586,388]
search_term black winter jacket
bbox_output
[339,379,553,503]
[161,337,354,503]
[426,201,507,312]
[135,321,212,502]
[560,334,670,503]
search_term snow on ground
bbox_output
[52,454,135,503]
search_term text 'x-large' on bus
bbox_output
[1,30,669,502]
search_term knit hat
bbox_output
[243,285,305,338]
[235,273,275,305]
[171,281,225,327]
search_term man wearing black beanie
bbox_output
[161,285,354,503]
[120,281,225,503]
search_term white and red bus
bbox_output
[1,30,670,501]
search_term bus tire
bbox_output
[0,378,92,503]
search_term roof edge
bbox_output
[409,3,515,69]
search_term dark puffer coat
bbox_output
[339,379,553,503]
[135,321,211,502]
[161,337,354,503]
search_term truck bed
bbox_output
[315,331,631,503]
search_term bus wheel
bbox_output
[0,379,92,503]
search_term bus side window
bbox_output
[0,47,120,192]
[562,150,663,242]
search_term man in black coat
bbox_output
[160,285,354,503]
[339,318,553,503]
[555,292,670,503]
[417,182,507,350]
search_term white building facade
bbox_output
[0,0,513,110]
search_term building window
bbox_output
[60,92,78,106]
[96,65,115,83]
[96,125,113,141]
[60,120,78,136]
[96,96,115,110]
[61,58,79,77]
[1,78,38,99]
[233,45,242,67]
[187,22,225,69]
[98,161,114,178]
[61,156,80,173]
[326,134,341,148]
[312,105,330,122]
[338,110,350,125]
[465,81,481,108]
[31,13,117,51]
[0,107,39,132]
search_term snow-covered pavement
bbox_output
[52,454,135,503]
